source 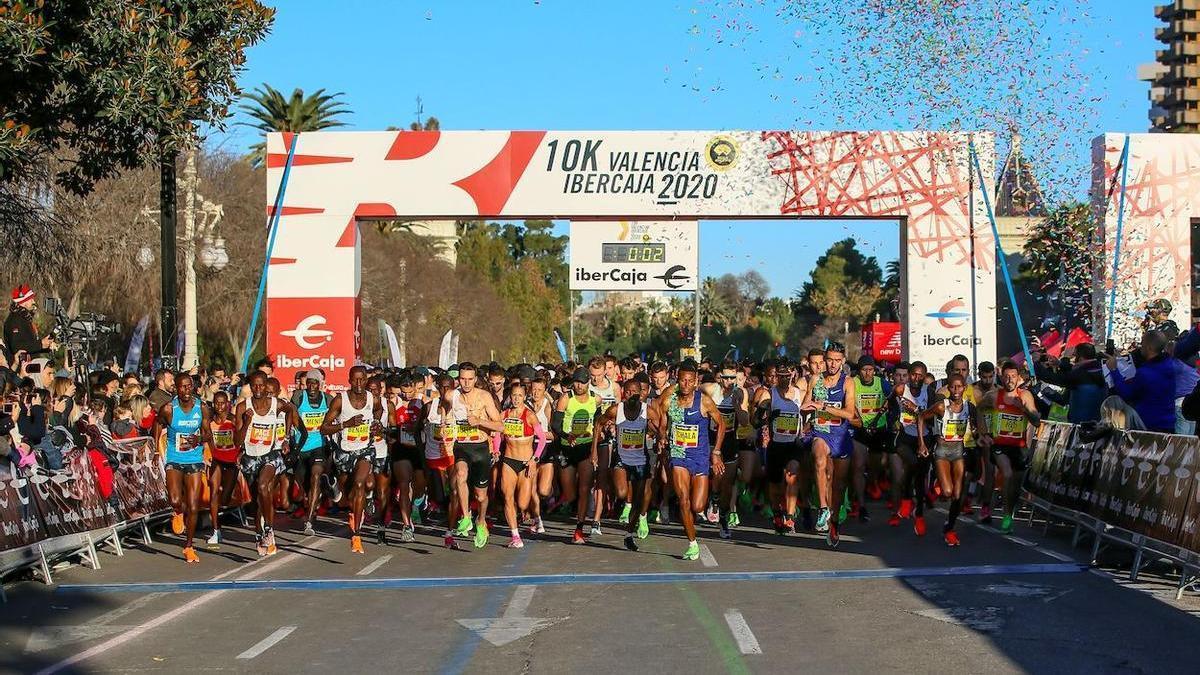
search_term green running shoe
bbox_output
[618,503,632,524]
[455,516,474,537]
[473,521,489,548]
[636,515,649,539]
[682,541,700,560]
[838,501,849,525]
[727,511,740,528]
[999,514,1014,534]
[738,487,752,510]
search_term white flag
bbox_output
[438,330,453,370]
[382,322,405,368]
[450,332,460,365]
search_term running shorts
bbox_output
[557,442,591,469]
[334,447,375,475]
[893,432,932,460]
[390,443,424,469]
[670,449,710,477]
[241,451,284,481]
[455,442,492,489]
[426,454,454,472]
[165,461,205,475]
[293,450,326,490]
[991,443,1029,472]
[935,441,964,462]
[617,462,652,482]
[500,455,532,474]
[716,433,740,464]
[813,429,853,460]
[766,441,802,483]
[854,428,888,454]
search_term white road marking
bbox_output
[504,584,536,618]
[458,585,565,646]
[723,610,762,655]
[236,626,297,660]
[699,544,718,567]
[36,533,328,675]
[1036,548,1074,562]
[356,554,393,576]
[1008,535,1037,547]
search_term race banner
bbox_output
[0,474,44,551]
[111,437,170,520]
[29,449,117,538]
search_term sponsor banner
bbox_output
[0,474,44,551]
[29,450,118,539]
[112,438,171,521]
[861,322,902,364]
[267,296,359,390]
[569,220,698,291]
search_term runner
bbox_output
[294,370,331,537]
[600,378,653,550]
[804,343,858,548]
[891,361,935,535]
[971,360,998,521]
[554,368,598,543]
[977,361,1040,534]
[446,362,504,548]
[754,359,807,534]
[389,372,426,543]
[320,365,384,554]
[367,374,395,544]
[588,356,620,535]
[922,373,976,546]
[236,371,289,557]
[654,360,725,560]
[701,359,749,539]
[422,374,461,548]
[155,373,213,563]
[206,390,240,548]
[528,375,555,534]
[852,356,890,520]
[495,381,547,549]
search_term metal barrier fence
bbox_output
[1024,421,1200,598]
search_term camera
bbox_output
[42,296,122,365]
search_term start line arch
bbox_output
[263,130,1000,387]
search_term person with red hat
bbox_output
[4,285,56,362]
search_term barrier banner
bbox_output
[1063,430,1107,514]
[1121,431,1195,544]
[111,437,170,520]
[30,449,118,538]
[0,475,44,551]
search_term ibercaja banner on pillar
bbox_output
[265,130,999,387]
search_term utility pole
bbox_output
[159,151,178,371]
[181,150,199,370]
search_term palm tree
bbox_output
[239,85,351,167]
[700,277,734,331]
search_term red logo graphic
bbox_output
[267,297,360,390]
[927,300,970,330]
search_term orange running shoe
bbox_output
[913,515,927,536]
[898,499,914,519]
[351,535,364,554]
[183,546,199,563]
[171,513,184,535]
[265,529,278,556]
[944,530,961,547]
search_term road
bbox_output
[2,503,1198,674]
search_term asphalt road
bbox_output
[2,501,1199,674]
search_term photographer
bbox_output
[4,285,56,361]
[1106,330,1177,434]
[1033,342,1106,424]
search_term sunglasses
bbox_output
[719,375,737,380]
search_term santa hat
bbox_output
[11,285,34,304]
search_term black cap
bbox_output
[857,355,877,368]
[571,368,589,383]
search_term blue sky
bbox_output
[212,1,1155,299]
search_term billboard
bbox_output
[570,220,698,291]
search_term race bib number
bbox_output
[901,410,916,428]
[434,423,454,442]
[275,422,286,440]
[570,417,591,436]
[942,419,966,442]
[213,428,234,448]
[503,417,527,438]
[996,412,1024,438]
[858,393,883,416]
[174,432,196,452]
[619,427,646,450]
[345,423,371,444]
[773,412,799,437]
[815,404,842,428]
[248,422,275,445]
[719,409,736,429]
[671,423,699,458]
[302,411,324,432]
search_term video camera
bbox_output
[41,297,122,365]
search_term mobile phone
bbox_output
[2,402,13,415]
[1105,339,1116,356]
[25,363,41,374]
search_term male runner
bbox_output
[294,370,330,536]
[601,378,654,550]
[890,361,935,535]
[320,365,384,554]
[922,373,976,546]
[977,361,1040,534]
[155,373,214,563]
[971,361,997,520]
[852,356,890,519]
[804,343,858,547]
[754,359,807,534]
[237,371,292,556]
[446,362,504,548]
[701,359,749,539]
[555,368,598,543]
[654,360,724,560]
[587,356,620,534]
[389,372,426,542]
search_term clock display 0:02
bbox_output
[601,243,666,263]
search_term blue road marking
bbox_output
[58,563,1086,594]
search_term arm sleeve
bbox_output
[551,410,565,435]
[491,430,502,455]
[533,423,548,460]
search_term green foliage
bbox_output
[0,0,274,193]
[1019,201,1095,323]
[793,238,885,331]
[239,84,350,167]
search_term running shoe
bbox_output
[265,528,278,556]
[400,525,415,543]
[590,523,603,537]
[171,513,184,535]
[719,523,731,540]
[898,499,914,519]
[944,529,961,547]
[533,518,546,534]
[705,505,719,524]
[999,513,1014,534]
[837,501,848,525]
[762,505,775,520]
[682,541,700,561]
[636,515,649,540]
[773,514,786,535]
[183,546,199,563]
[508,535,524,549]
[979,505,993,524]
[618,503,632,524]
[887,513,901,527]
[654,508,669,525]
[727,511,740,528]
[455,516,474,537]
[412,507,423,526]
[350,535,364,554]
[376,527,387,546]
[474,522,489,548]
[816,507,831,533]
[624,535,639,552]
[291,507,307,521]
[962,497,975,515]
[784,517,796,535]
[738,487,752,510]
[572,525,586,544]
[826,524,840,549]
[444,533,460,550]
[329,479,342,503]
[255,534,268,557]
[866,482,883,500]
[914,515,927,537]
[858,505,869,523]
[206,529,221,548]
[303,522,315,537]
[801,507,814,532]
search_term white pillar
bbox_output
[182,150,199,370]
